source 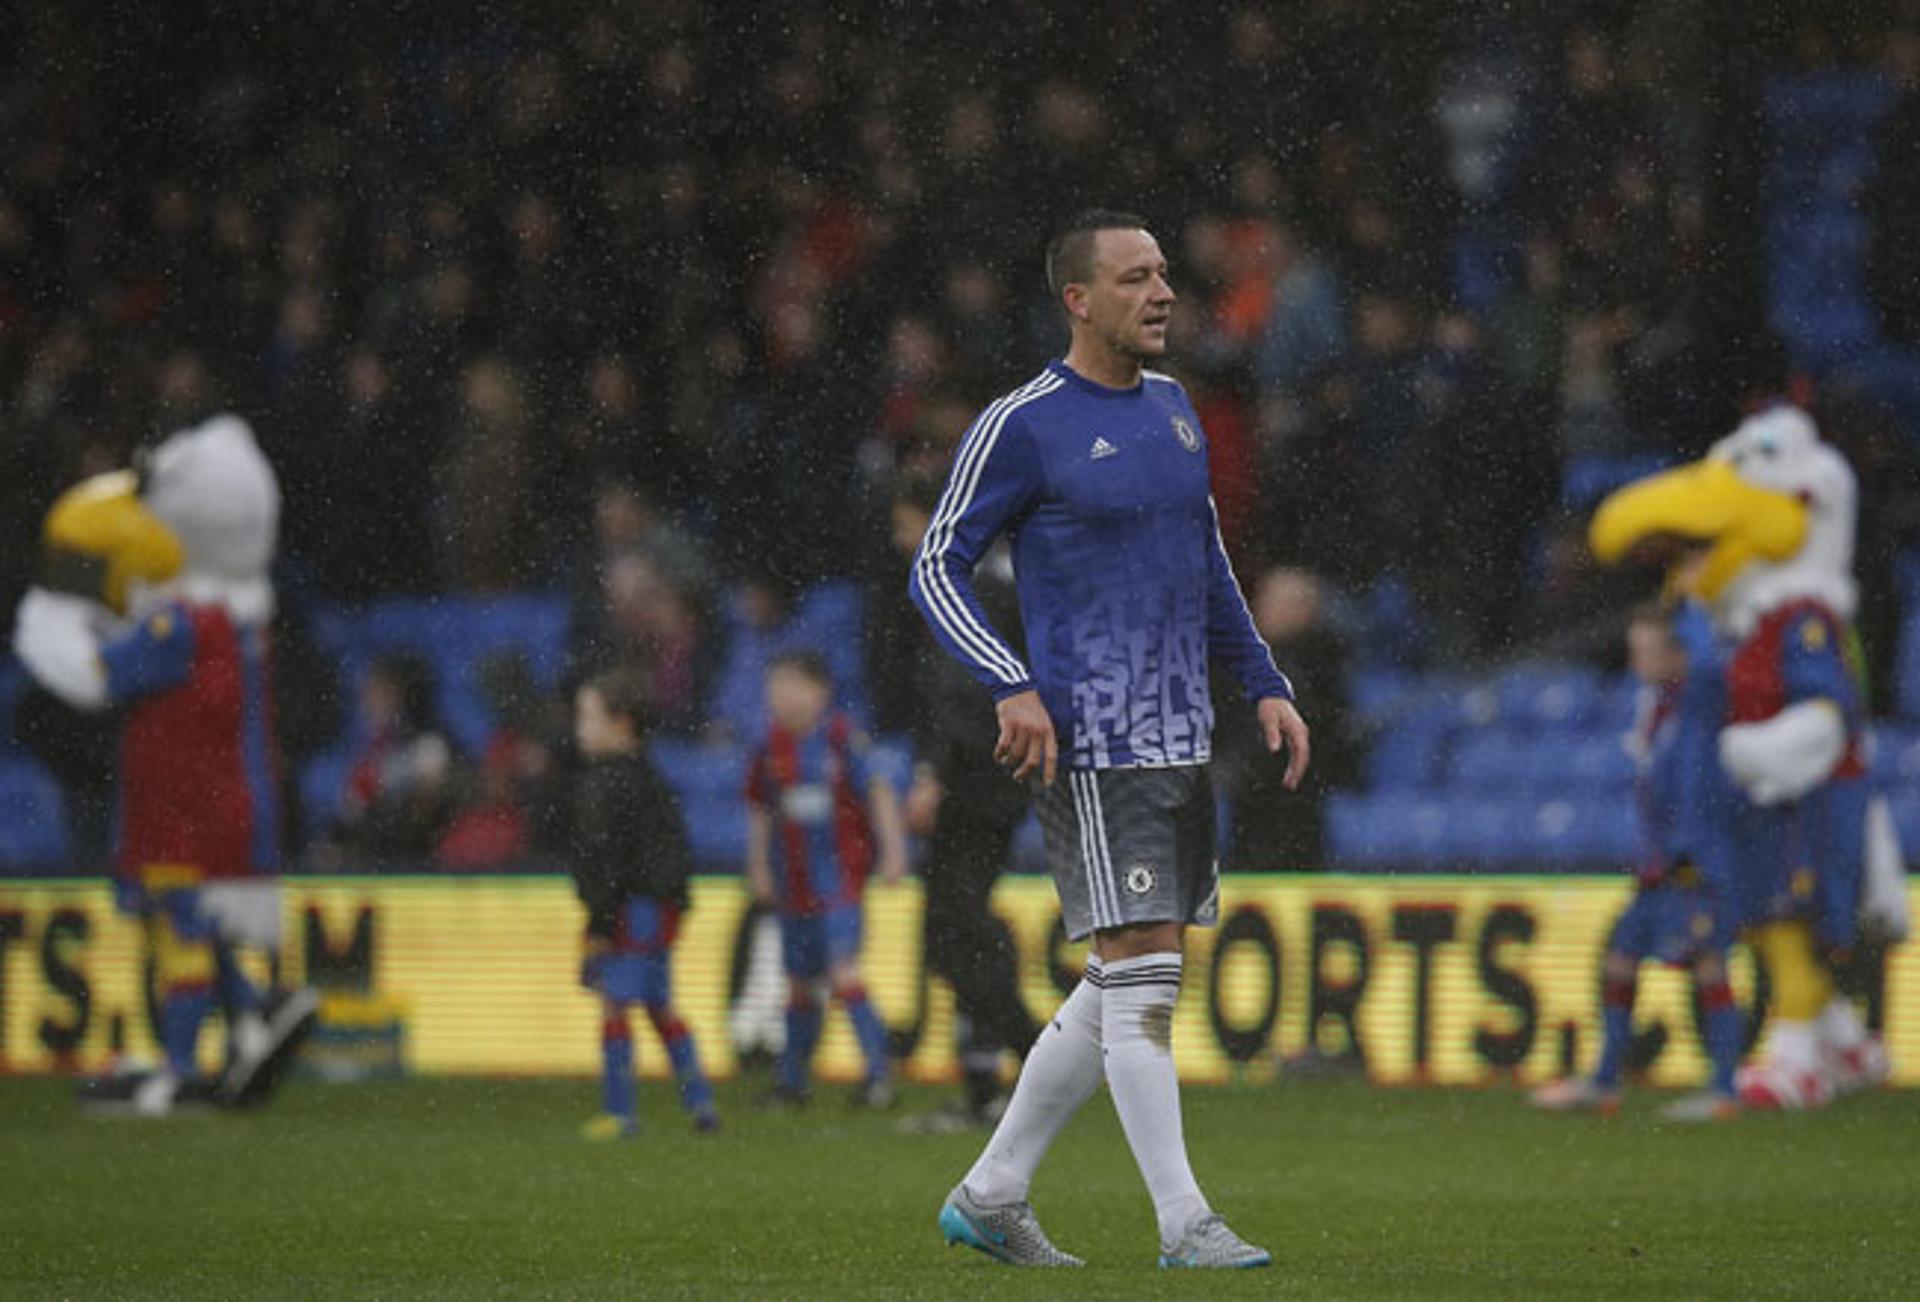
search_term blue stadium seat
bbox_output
[649,739,749,869]
[1008,811,1048,874]
[309,595,573,757]
[1890,798,1920,863]
[1330,788,1638,871]
[1527,795,1636,868]
[1873,725,1920,786]
[866,736,915,794]
[1444,798,1525,866]
[681,794,748,867]
[1595,676,1642,732]
[1356,575,1426,670]
[1561,733,1637,792]
[1365,719,1450,791]
[1324,793,1381,865]
[1762,73,1896,142]
[1326,793,1455,867]
[1494,664,1607,730]
[1895,546,1920,610]
[649,739,746,800]
[1347,667,1416,729]
[1446,731,1531,792]
[299,748,354,840]
[0,658,30,750]
[1445,729,1628,799]
[1899,613,1920,719]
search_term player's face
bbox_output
[361,671,402,731]
[1626,622,1685,686]
[574,687,623,757]
[1082,228,1175,359]
[766,666,831,732]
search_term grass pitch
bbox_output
[4,1074,1917,1299]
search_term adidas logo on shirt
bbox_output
[1089,436,1118,460]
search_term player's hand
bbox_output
[1259,696,1311,790]
[903,772,944,836]
[877,848,909,885]
[746,865,776,907]
[994,690,1058,786]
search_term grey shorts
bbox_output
[1034,765,1220,941]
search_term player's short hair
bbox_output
[767,648,833,688]
[1045,208,1150,303]
[1627,600,1673,633]
[584,666,651,731]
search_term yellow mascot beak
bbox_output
[1588,458,1808,600]
[42,471,186,614]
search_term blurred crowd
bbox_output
[4,2,1918,866]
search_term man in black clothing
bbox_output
[569,669,718,1136]
[889,473,1041,1128]
[1216,567,1354,872]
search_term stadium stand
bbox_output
[0,28,1916,879]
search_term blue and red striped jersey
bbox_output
[103,601,281,878]
[746,713,875,915]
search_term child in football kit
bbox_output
[569,671,718,1137]
[745,652,909,1107]
[1531,602,1745,1121]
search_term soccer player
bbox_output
[569,670,719,1137]
[911,210,1310,1269]
[745,651,910,1107]
[1531,602,1744,1121]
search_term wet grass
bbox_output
[3,1074,1917,1299]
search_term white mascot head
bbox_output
[140,414,281,625]
[1704,405,1857,634]
[1590,403,1856,636]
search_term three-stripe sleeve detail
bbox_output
[914,371,1061,686]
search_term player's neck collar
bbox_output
[1050,357,1144,397]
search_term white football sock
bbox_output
[962,957,1106,1207]
[1767,1020,1823,1074]
[1816,997,1869,1054]
[1100,952,1209,1246]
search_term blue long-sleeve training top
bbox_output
[910,359,1293,770]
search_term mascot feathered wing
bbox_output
[1591,405,1901,1108]
[15,414,279,704]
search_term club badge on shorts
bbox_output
[1172,417,1200,452]
[1125,865,1156,895]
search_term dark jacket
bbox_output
[569,749,693,939]
[912,553,1030,827]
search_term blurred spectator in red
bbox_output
[435,651,564,868]
[329,655,455,866]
